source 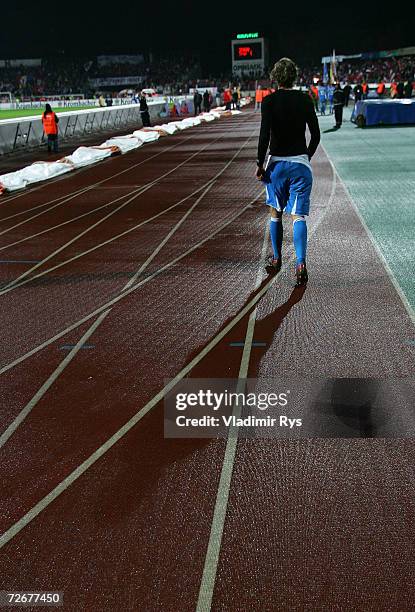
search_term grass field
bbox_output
[0,106,97,120]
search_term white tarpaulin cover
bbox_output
[0,161,73,193]
[0,101,247,195]
[132,130,160,143]
[64,146,113,168]
[152,123,179,135]
[99,136,144,154]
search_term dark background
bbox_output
[1,2,414,73]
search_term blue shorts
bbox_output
[263,160,313,216]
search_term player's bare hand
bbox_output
[256,166,265,180]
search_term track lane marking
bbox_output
[0,132,198,223]
[196,155,337,610]
[196,223,269,612]
[0,129,236,294]
[0,127,257,297]
[0,114,254,224]
[0,189,262,377]
[0,116,244,217]
[0,124,235,239]
[0,182,215,450]
[0,162,335,549]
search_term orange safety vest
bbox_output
[42,112,58,135]
[362,83,369,93]
[262,88,271,98]
[255,88,263,102]
[377,82,385,95]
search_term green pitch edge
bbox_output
[320,108,415,313]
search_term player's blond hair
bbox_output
[270,57,298,88]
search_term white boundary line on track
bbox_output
[0,128,236,294]
[0,193,261,377]
[0,113,253,224]
[0,160,337,551]
[0,126,257,297]
[0,132,198,223]
[322,146,415,328]
[0,182,215,450]
[196,224,269,612]
[0,114,254,210]
[0,119,250,249]
[0,116,241,234]
[195,156,337,610]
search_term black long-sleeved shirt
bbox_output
[257,89,320,166]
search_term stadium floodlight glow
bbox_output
[236,33,259,39]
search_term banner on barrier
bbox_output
[89,77,144,87]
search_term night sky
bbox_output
[1,2,414,72]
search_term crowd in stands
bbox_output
[296,55,415,86]
[0,57,89,97]
[0,53,414,100]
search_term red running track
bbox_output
[1,108,415,611]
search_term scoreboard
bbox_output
[231,33,268,76]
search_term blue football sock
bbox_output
[293,218,307,265]
[269,217,283,259]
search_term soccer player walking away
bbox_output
[256,57,320,287]
[333,82,345,129]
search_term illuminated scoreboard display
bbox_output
[231,33,268,76]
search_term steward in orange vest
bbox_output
[255,87,264,109]
[376,82,385,97]
[42,104,59,153]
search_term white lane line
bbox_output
[0,139,336,553]
[0,132,228,294]
[0,118,234,217]
[0,121,250,249]
[0,153,334,378]
[196,224,269,612]
[0,196,262,379]
[0,126,227,239]
[323,149,415,328]
[0,206,270,552]
[0,113,253,223]
[0,129,257,296]
[0,182,215,450]
[196,155,337,611]
[0,133,198,224]
[0,183,161,248]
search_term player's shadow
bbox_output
[96,278,307,524]
[310,378,379,437]
[184,276,306,379]
[322,127,340,133]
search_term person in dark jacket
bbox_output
[203,90,211,112]
[396,81,405,98]
[404,80,413,98]
[333,83,345,129]
[343,83,351,106]
[193,90,202,115]
[139,92,151,127]
[354,83,363,102]
[232,87,239,109]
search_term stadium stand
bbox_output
[1,52,414,101]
